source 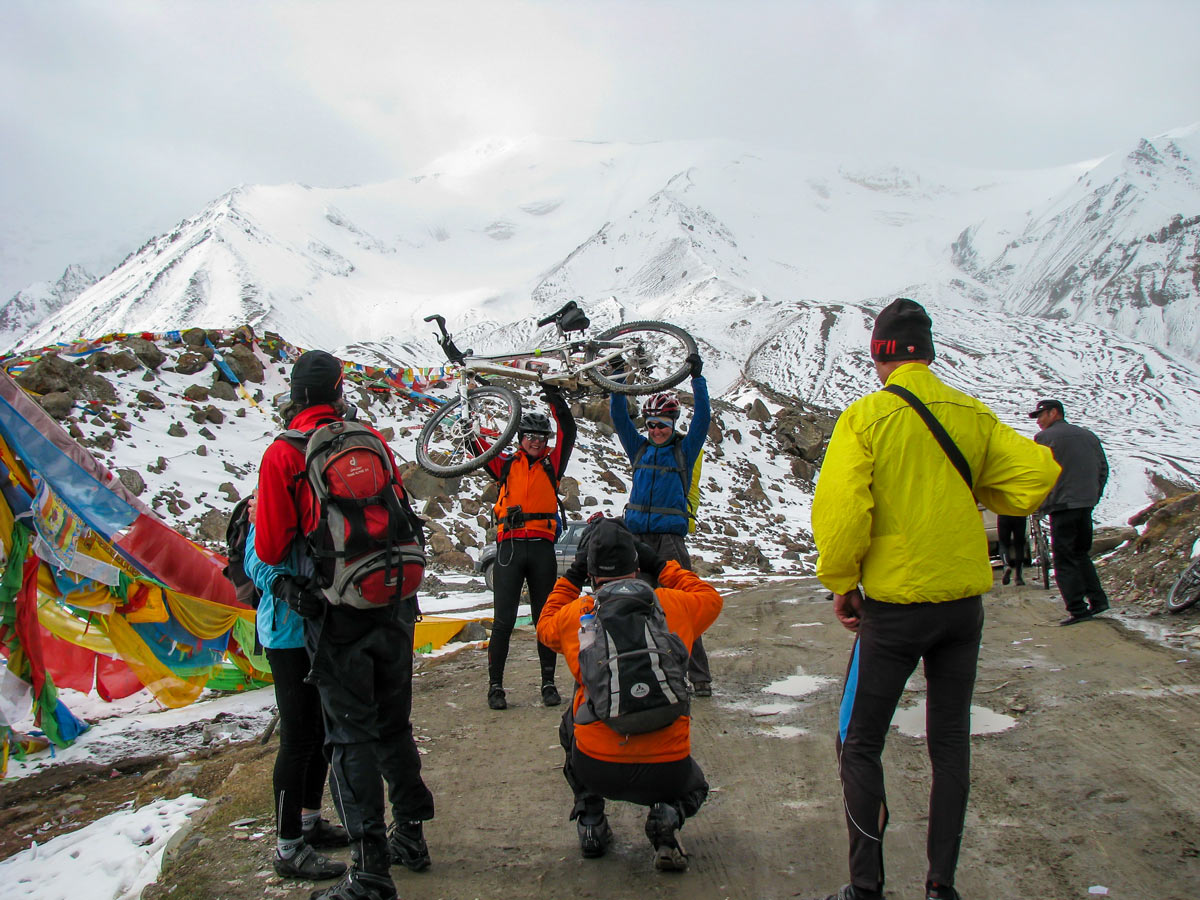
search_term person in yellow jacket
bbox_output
[809,299,1060,900]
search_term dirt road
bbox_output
[38,574,1200,900]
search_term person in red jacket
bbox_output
[477,384,576,710]
[255,350,434,900]
[537,517,722,872]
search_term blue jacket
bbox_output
[611,376,710,535]
[244,522,314,651]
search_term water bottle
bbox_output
[578,613,598,650]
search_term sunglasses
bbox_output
[521,433,549,442]
[645,420,673,431]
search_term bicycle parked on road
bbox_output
[1166,554,1200,613]
[1029,514,1053,590]
[415,301,697,477]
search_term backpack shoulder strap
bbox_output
[882,384,973,488]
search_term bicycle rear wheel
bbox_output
[1166,557,1200,613]
[1032,518,1052,590]
[416,385,521,477]
[586,320,698,396]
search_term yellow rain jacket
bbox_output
[813,363,1060,604]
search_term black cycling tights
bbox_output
[489,538,558,687]
[265,645,328,840]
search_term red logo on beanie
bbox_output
[872,339,895,357]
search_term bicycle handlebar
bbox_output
[424,313,470,364]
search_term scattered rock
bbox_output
[173,351,208,375]
[209,380,238,402]
[184,384,210,402]
[168,422,188,438]
[117,468,146,495]
[136,389,166,409]
[221,344,265,384]
[38,391,75,419]
[121,336,166,370]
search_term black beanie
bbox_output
[870,298,935,363]
[290,350,344,406]
[586,518,639,579]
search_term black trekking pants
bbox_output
[1049,507,1109,616]
[557,707,708,823]
[996,515,1027,571]
[836,595,983,895]
[489,537,558,687]
[265,645,328,840]
[306,601,435,875]
[633,531,710,683]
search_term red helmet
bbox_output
[641,392,680,420]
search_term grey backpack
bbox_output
[575,579,691,735]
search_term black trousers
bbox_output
[995,515,1027,570]
[836,595,983,894]
[306,601,435,874]
[489,538,558,686]
[265,645,328,840]
[633,531,710,683]
[558,708,708,822]
[1049,507,1109,616]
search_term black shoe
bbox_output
[1014,573,1026,586]
[1059,611,1094,626]
[927,881,963,900]
[302,817,350,849]
[541,683,561,707]
[387,820,431,872]
[487,684,507,710]
[309,869,397,900]
[644,802,688,872]
[1088,600,1110,615]
[577,814,613,858]
[1002,567,1012,585]
[691,681,712,698]
[274,844,347,880]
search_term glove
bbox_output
[633,539,666,578]
[687,353,703,378]
[277,574,325,619]
[564,551,589,589]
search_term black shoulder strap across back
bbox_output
[882,384,973,488]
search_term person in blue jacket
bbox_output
[243,513,349,882]
[609,352,714,694]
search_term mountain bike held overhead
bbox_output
[415,300,697,477]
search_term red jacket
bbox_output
[537,562,722,764]
[254,405,409,565]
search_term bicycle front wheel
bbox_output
[586,320,698,395]
[416,385,521,477]
[1166,557,1200,613]
[1034,521,1052,590]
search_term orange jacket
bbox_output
[537,561,723,763]
[493,455,560,541]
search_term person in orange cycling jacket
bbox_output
[476,384,576,710]
[537,517,722,872]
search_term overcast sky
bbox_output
[2,0,1197,300]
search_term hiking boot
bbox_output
[274,844,347,880]
[387,820,431,872]
[691,681,712,697]
[1014,573,1026,586]
[487,684,507,710]
[541,683,561,706]
[303,817,350,849]
[309,869,397,900]
[1001,567,1012,585]
[926,881,963,900]
[644,802,688,872]
[576,814,613,858]
[1088,599,1110,615]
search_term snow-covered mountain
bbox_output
[7,130,1200,524]
[0,264,95,350]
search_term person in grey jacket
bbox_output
[1029,399,1110,624]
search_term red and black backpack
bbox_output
[281,420,426,610]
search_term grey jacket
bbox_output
[1034,420,1108,513]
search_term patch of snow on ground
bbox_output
[0,793,206,900]
[890,699,1017,738]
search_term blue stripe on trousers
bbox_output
[839,637,861,744]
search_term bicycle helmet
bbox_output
[518,411,552,436]
[641,392,680,421]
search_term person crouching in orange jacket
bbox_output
[536,516,722,872]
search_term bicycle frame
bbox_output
[446,337,628,401]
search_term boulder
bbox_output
[173,352,208,375]
[183,384,210,402]
[38,391,75,419]
[209,380,238,402]
[181,328,208,347]
[196,509,229,542]
[116,468,146,495]
[136,389,166,410]
[14,353,81,395]
[222,344,265,384]
[399,463,462,500]
[121,336,166,370]
[774,407,829,461]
